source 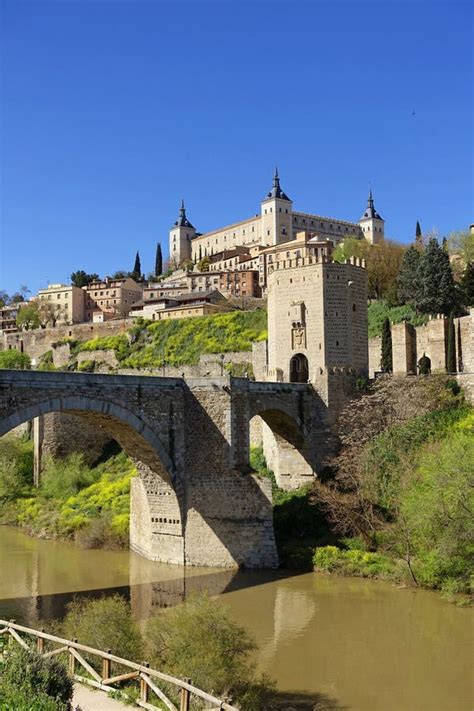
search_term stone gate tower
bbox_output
[267,253,368,411]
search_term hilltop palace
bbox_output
[169,169,384,267]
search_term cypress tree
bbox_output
[155,243,163,277]
[418,238,457,315]
[415,221,422,245]
[131,251,141,281]
[446,313,456,373]
[397,245,421,307]
[461,262,474,307]
[199,244,202,261]
[380,317,393,373]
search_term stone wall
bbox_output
[368,312,473,378]
[2,319,133,364]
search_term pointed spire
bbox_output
[174,199,195,229]
[361,185,382,221]
[266,167,290,201]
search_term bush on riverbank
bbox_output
[0,647,73,711]
[313,546,396,580]
[62,595,143,663]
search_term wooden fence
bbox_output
[0,619,238,711]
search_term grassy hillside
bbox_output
[55,308,268,370]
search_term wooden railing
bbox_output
[0,619,238,711]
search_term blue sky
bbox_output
[1,0,472,295]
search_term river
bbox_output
[0,526,472,710]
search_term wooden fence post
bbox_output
[140,662,149,703]
[36,630,45,654]
[69,640,77,675]
[180,678,191,711]
[102,649,111,680]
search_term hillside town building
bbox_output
[84,277,142,322]
[37,284,86,324]
[169,170,385,265]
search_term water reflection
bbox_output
[1,527,473,711]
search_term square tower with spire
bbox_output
[260,168,293,245]
[169,200,196,266]
[358,188,384,245]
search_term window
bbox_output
[279,207,281,212]
[267,230,270,236]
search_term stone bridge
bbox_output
[0,370,332,568]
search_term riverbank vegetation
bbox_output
[0,645,73,711]
[253,376,473,603]
[58,593,275,710]
[0,438,134,549]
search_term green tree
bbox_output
[0,290,9,307]
[447,229,474,264]
[155,242,163,277]
[16,302,40,330]
[446,313,456,373]
[418,238,457,315]
[111,270,129,279]
[332,236,369,264]
[197,255,210,272]
[70,270,99,287]
[131,251,141,281]
[460,261,474,306]
[397,245,421,307]
[380,317,393,373]
[0,350,31,369]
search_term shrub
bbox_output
[395,427,474,592]
[37,351,56,371]
[0,350,31,369]
[0,647,73,709]
[314,546,395,579]
[146,593,275,709]
[41,453,99,500]
[62,595,142,663]
[0,434,34,499]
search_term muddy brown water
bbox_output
[0,526,472,710]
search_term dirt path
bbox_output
[72,683,130,710]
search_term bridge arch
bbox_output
[248,404,315,490]
[0,395,187,564]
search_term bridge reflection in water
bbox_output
[0,525,297,625]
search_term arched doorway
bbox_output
[289,353,309,383]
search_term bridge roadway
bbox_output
[0,370,331,569]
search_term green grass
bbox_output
[368,300,428,338]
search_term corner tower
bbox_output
[261,168,293,246]
[169,200,196,266]
[358,188,384,245]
